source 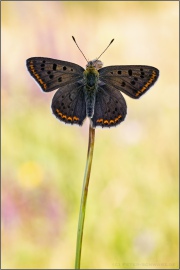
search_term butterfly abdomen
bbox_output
[83,66,99,118]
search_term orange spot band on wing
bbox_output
[96,115,122,125]
[73,116,79,121]
[56,109,79,122]
[97,118,103,123]
[135,70,157,97]
[29,64,47,90]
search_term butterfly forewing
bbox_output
[92,84,127,127]
[99,65,159,99]
[26,57,84,92]
[51,81,86,126]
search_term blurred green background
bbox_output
[2,1,179,269]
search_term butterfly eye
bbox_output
[92,59,103,69]
[86,61,92,68]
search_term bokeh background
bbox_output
[2,1,179,269]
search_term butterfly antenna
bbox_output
[72,36,88,63]
[96,39,114,60]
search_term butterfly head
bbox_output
[86,59,103,70]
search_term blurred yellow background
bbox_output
[2,1,178,269]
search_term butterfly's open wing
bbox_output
[51,81,86,126]
[26,57,84,92]
[99,65,159,99]
[92,84,127,127]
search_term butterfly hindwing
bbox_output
[92,84,127,127]
[99,65,159,99]
[51,81,86,126]
[26,57,84,92]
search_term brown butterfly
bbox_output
[26,37,159,127]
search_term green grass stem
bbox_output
[75,122,95,269]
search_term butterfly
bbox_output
[26,38,159,128]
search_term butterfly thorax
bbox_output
[83,62,100,118]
